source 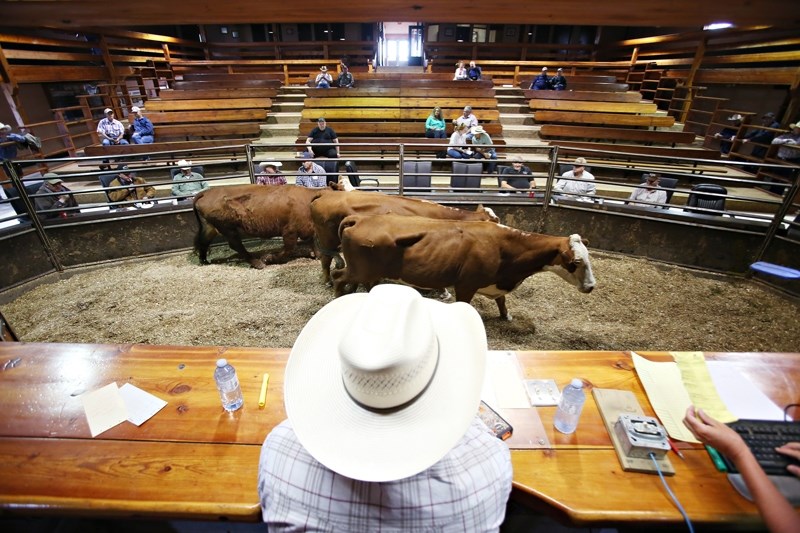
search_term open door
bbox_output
[408,25,423,67]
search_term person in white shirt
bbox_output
[628,173,667,206]
[553,157,596,202]
[258,284,513,532]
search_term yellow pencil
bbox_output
[258,373,269,408]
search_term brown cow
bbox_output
[194,184,341,269]
[333,214,595,320]
[310,190,499,283]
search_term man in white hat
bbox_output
[171,160,208,199]
[129,106,154,144]
[255,161,286,186]
[34,173,79,219]
[96,108,128,146]
[530,67,550,90]
[470,125,498,173]
[550,68,567,90]
[553,157,596,202]
[258,284,512,531]
[315,65,333,89]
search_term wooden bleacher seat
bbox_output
[172,79,282,90]
[534,111,674,128]
[523,90,642,103]
[539,125,696,145]
[157,88,278,100]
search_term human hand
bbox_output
[683,406,749,461]
[776,442,800,477]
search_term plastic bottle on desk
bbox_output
[554,378,585,434]
[215,358,244,412]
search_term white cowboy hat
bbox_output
[176,159,192,170]
[472,126,486,135]
[259,161,282,169]
[284,284,487,482]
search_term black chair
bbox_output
[685,183,727,215]
[402,161,432,193]
[320,159,339,186]
[496,165,510,188]
[5,181,42,220]
[450,162,482,191]
[99,172,122,205]
[343,160,360,187]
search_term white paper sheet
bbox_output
[119,383,168,426]
[707,362,786,421]
[80,382,128,437]
[482,351,530,408]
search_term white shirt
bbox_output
[629,186,667,205]
[258,417,513,532]
[554,169,596,201]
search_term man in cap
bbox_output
[530,67,550,90]
[315,65,333,89]
[108,165,155,204]
[34,173,79,219]
[553,156,596,202]
[453,105,479,139]
[129,106,154,144]
[741,112,780,159]
[258,284,512,531]
[305,117,339,159]
[337,65,355,88]
[469,125,498,173]
[550,68,567,90]
[771,123,800,163]
[171,160,208,199]
[628,173,668,206]
[714,114,744,155]
[96,108,128,146]
[467,60,482,81]
[255,161,286,186]
[295,153,328,188]
[499,154,536,191]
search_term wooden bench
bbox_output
[523,90,642,103]
[354,79,495,89]
[299,122,503,137]
[306,87,497,98]
[157,88,279,100]
[539,125,696,145]
[147,109,266,124]
[152,122,262,140]
[145,98,272,112]
[178,72,285,83]
[553,141,720,160]
[301,108,502,122]
[529,99,658,114]
[172,80,282,90]
[83,139,248,158]
[535,111,675,128]
[520,81,629,92]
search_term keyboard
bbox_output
[721,419,800,476]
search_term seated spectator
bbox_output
[453,106,479,140]
[447,124,472,159]
[470,126,497,173]
[453,61,468,81]
[714,114,743,155]
[171,159,209,199]
[97,108,128,146]
[628,173,667,206]
[296,154,328,188]
[550,68,567,90]
[255,162,287,186]
[306,117,339,159]
[499,155,535,191]
[108,165,155,205]
[0,122,41,162]
[530,67,550,90]
[771,123,800,163]
[129,106,154,144]
[467,61,482,81]
[741,112,780,159]
[337,66,355,88]
[683,406,800,533]
[258,284,513,531]
[553,157,596,202]
[425,106,447,139]
[34,173,78,219]
[315,66,333,89]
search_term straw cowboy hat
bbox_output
[472,126,486,135]
[284,284,487,482]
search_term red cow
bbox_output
[193,184,340,268]
[333,213,595,320]
[310,190,498,283]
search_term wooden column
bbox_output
[0,43,27,127]
[680,36,708,123]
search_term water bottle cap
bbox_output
[570,378,583,389]
[216,358,227,368]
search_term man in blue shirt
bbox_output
[129,106,154,144]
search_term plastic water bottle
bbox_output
[554,378,586,434]
[214,358,244,412]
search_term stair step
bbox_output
[499,113,535,126]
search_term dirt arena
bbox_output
[3,241,799,353]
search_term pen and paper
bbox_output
[258,373,270,408]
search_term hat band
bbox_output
[342,352,440,414]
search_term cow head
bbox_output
[546,234,596,293]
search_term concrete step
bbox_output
[260,124,300,138]
[500,113,536,126]
[272,102,304,113]
[265,112,302,125]
[496,94,527,105]
[498,103,529,114]
[501,124,537,140]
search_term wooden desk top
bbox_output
[0,343,797,526]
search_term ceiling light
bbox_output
[703,22,733,30]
